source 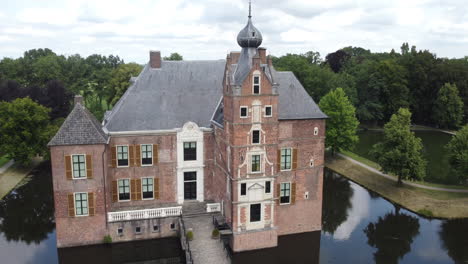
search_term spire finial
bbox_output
[248,0,252,18]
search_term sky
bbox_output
[1,0,467,63]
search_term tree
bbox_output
[322,170,353,234]
[372,108,426,185]
[319,88,359,155]
[364,206,420,264]
[107,63,143,106]
[439,219,468,264]
[0,98,57,165]
[445,125,468,183]
[433,83,464,129]
[325,50,350,73]
[0,80,23,101]
[44,80,73,119]
[163,53,183,61]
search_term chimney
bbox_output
[74,95,84,105]
[258,47,267,64]
[150,50,161,68]
[267,56,273,66]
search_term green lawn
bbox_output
[339,150,468,191]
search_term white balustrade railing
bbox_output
[108,206,182,222]
[206,203,221,213]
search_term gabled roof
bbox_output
[48,103,108,146]
[103,60,326,132]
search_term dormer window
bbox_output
[253,75,260,94]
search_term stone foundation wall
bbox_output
[109,216,180,243]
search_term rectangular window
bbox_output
[251,155,261,173]
[265,106,272,117]
[265,181,271,194]
[280,183,291,204]
[240,106,248,118]
[184,142,197,161]
[253,76,260,94]
[250,204,261,222]
[141,144,153,166]
[252,130,260,144]
[72,154,86,178]
[117,146,129,167]
[75,192,88,216]
[241,183,246,196]
[118,179,130,201]
[135,227,141,234]
[142,178,154,199]
[281,148,292,171]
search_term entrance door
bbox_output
[184,172,197,200]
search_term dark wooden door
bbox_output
[184,172,197,200]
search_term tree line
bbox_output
[272,43,467,129]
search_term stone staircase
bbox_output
[182,201,209,217]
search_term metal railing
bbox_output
[107,206,182,222]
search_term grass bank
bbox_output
[326,155,468,219]
[0,157,42,200]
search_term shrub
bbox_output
[186,230,194,241]
[212,228,220,238]
[103,235,112,244]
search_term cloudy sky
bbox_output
[1,0,467,63]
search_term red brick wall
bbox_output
[50,144,108,247]
[232,229,278,252]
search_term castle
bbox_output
[48,7,326,252]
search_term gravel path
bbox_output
[338,153,468,193]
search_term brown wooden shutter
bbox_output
[136,145,141,167]
[86,155,93,179]
[112,180,118,202]
[131,179,137,200]
[65,155,72,180]
[277,149,281,172]
[291,182,297,204]
[88,192,95,216]
[68,193,75,217]
[292,148,298,170]
[154,178,160,199]
[129,145,135,167]
[111,146,117,168]
[276,183,280,205]
[153,144,158,164]
[136,178,142,200]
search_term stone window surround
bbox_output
[116,145,129,168]
[314,127,319,136]
[252,71,261,95]
[237,178,274,203]
[264,105,272,117]
[250,154,262,174]
[141,144,153,166]
[74,192,89,216]
[71,154,87,179]
[240,106,248,118]
[252,130,260,145]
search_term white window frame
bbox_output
[252,130,261,145]
[141,177,154,200]
[250,154,262,174]
[141,144,153,166]
[280,182,291,205]
[116,145,129,168]
[74,192,89,216]
[314,127,319,136]
[264,105,272,117]
[280,148,292,171]
[249,203,262,223]
[252,74,261,94]
[118,178,131,202]
[240,106,248,118]
[71,154,87,179]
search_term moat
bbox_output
[0,163,466,264]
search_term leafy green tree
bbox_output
[163,53,183,61]
[445,125,468,183]
[439,219,468,264]
[322,170,353,234]
[372,108,426,185]
[433,83,464,129]
[319,88,359,154]
[0,98,57,165]
[107,63,143,106]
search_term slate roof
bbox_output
[103,60,326,132]
[48,103,108,146]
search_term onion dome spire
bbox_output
[237,1,263,48]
